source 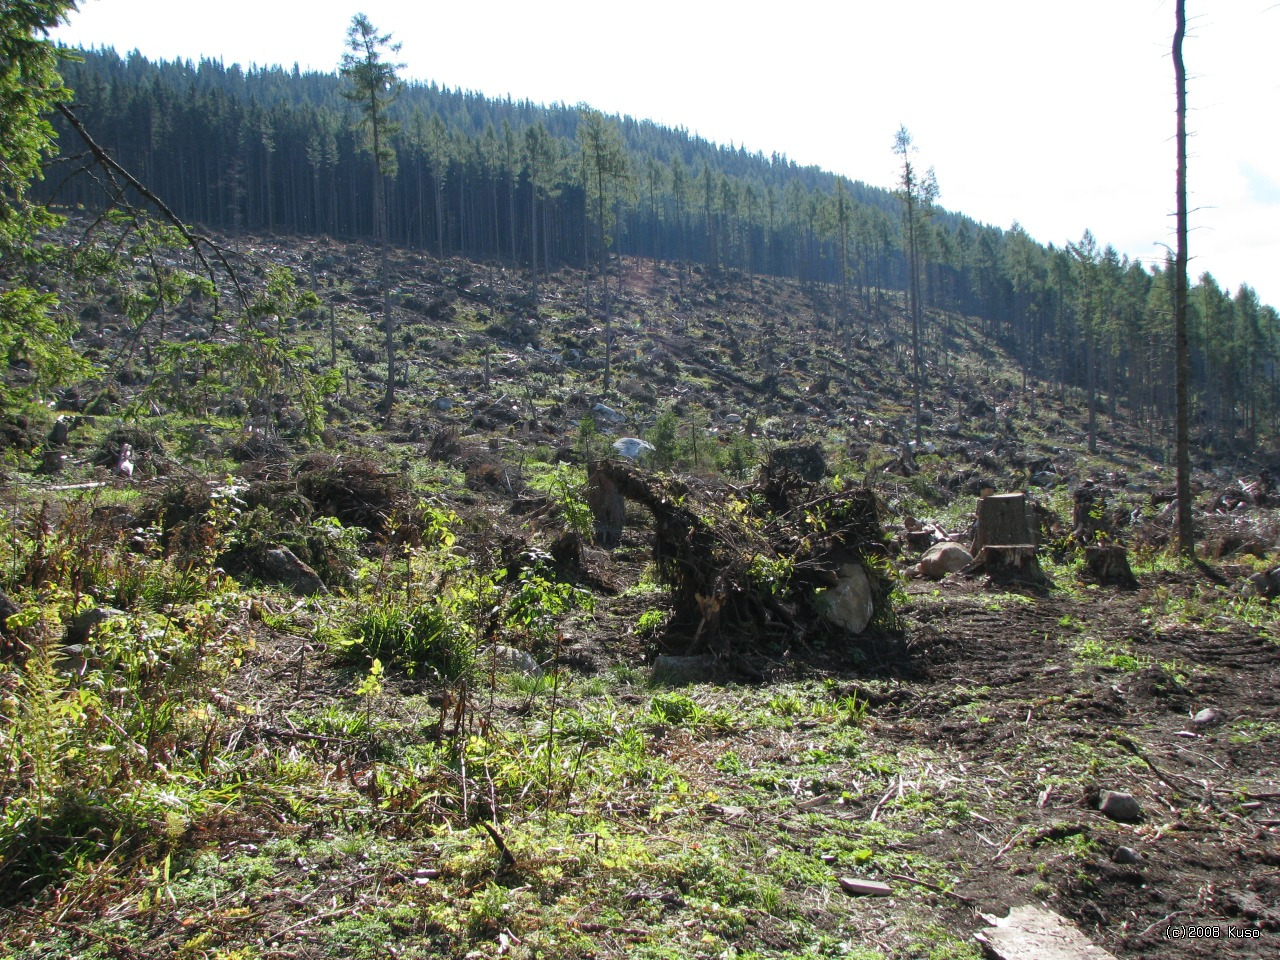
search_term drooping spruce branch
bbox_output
[54,101,248,313]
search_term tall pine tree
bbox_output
[340,13,403,412]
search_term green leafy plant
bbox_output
[635,608,666,638]
[337,601,475,682]
[527,464,594,539]
[650,692,703,725]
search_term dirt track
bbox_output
[870,571,1280,957]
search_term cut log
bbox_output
[837,876,893,897]
[975,905,1118,960]
[1082,544,1137,587]
[966,545,1045,583]
[971,493,1034,554]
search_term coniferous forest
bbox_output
[46,48,1280,455]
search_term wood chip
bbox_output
[974,905,1119,960]
[838,876,893,897]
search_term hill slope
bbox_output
[1,224,1278,959]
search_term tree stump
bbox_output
[1072,485,1110,543]
[971,492,1035,554]
[966,545,1046,583]
[1082,544,1137,587]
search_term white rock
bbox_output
[914,542,973,580]
[485,645,541,676]
[612,438,655,460]
[817,563,874,635]
[591,402,624,423]
[1191,707,1224,727]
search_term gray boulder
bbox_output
[913,542,973,580]
[257,546,328,596]
[651,654,722,685]
[816,563,874,635]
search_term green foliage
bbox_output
[0,493,244,898]
[650,692,703,725]
[715,432,759,478]
[0,1,73,246]
[147,266,335,436]
[527,463,593,539]
[576,414,605,462]
[339,14,403,175]
[0,2,86,410]
[1074,637,1149,673]
[504,557,594,655]
[337,592,476,683]
[635,608,666,637]
[746,553,793,597]
[645,410,679,470]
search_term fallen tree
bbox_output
[588,460,896,658]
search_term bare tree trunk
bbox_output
[1174,0,1193,556]
[374,129,395,414]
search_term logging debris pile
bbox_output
[588,460,896,656]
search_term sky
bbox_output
[52,0,1280,308]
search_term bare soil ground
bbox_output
[886,572,1280,957]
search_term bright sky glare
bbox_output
[53,0,1280,308]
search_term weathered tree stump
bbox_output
[967,493,1045,581]
[966,544,1046,583]
[971,492,1035,554]
[1072,484,1111,543]
[1082,544,1137,587]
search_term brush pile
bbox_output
[588,459,895,657]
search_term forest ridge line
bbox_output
[44,46,1280,453]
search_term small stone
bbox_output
[485,644,541,676]
[1112,846,1141,864]
[1191,707,1224,727]
[1099,790,1144,823]
[838,876,893,897]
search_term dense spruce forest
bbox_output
[48,48,1280,455]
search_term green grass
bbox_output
[1074,636,1151,672]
